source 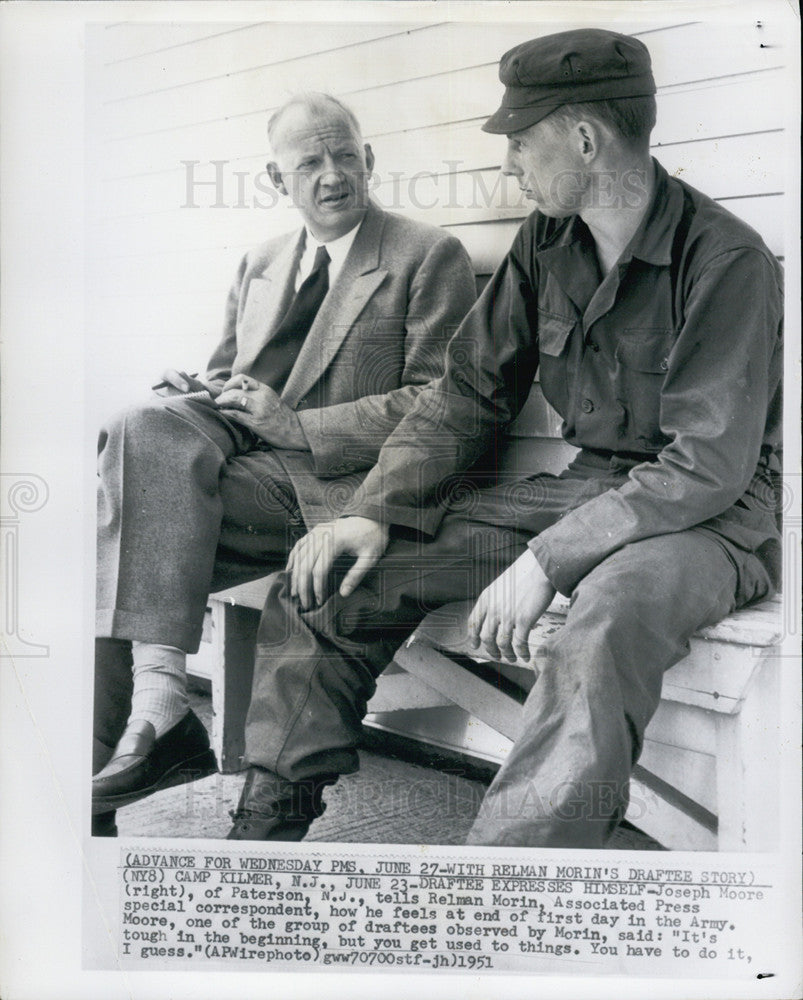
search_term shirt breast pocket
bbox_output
[614,328,676,448]
[538,310,575,357]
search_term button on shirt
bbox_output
[346,159,783,595]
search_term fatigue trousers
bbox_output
[94,396,307,754]
[245,454,773,848]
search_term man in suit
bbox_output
[231,30,782,845]
[92,92,476,833]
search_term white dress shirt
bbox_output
[294,219,363,292]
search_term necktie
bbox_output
[251,244,330,391]
[283,243,331,336]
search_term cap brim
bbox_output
[481,103,559,134]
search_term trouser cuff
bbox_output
[96,609,202,654]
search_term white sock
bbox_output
[128,642,189,738]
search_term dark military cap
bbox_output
[482,28,656,134]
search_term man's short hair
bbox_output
[545,95,657,149]
[268,93,363,154]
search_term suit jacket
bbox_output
[205,201,476,527]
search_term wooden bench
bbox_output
[188,496,783,853]
[185,279,783,854]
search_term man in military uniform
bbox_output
[228,30,782,846]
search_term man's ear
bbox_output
[363,143,375,174]
[575,121,600,163]
[266,161,288,195]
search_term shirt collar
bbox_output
[536,158,684,266]
[298,219,363,288]
[622,159,685,267]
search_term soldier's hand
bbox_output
[467,548,556,664]
[287,517,390,610]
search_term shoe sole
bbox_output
[92,749,217,813]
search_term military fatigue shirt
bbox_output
[346,160,783,595]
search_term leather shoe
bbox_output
[93,737,115,775]
[92,710,216,813]
[227,767,337,841]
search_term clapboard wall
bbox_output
[85,16,788,428]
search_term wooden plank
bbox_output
[94,62,787,185]
[714,195,785,257]
[391,644,524,741]
[363,703,727,852]
[409,603,779,713]
[627,774,717,852]
[208,600,259,772]
[694,594,783,646]
[103,17,776,99]
[204,584,779,849]
[92,14,787,173]
[104,22,422,101]
[413,596,780,652]
[367,672,454,713]
[353,22,785,143]
[655,131,784,202]
[213,577,276,611]
[92,124,786,235]
[642,699,717,757]
[646,20,786,88]
[378,133,785,230]
[370,73,787,187]
[638,739,717,814]
[105,17,685,141]
[102,26,439,138]
[653,68,785,147]
[87,168,784,264]
[364,703,514,766]
[96,120,272,181]
[101,31,783,149]
[715,654,780,850]
[212,580,781,691]
[98,22,247,64]
[660,643,771,713]
[442,219,520,275]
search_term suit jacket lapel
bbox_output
[232,229,304,376]
[282,203,388,406]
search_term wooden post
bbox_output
[208,598,260,773]
[716,651,780,851]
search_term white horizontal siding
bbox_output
[102,22,425,99]
[90,126,785,280]
[86,16,789,427]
